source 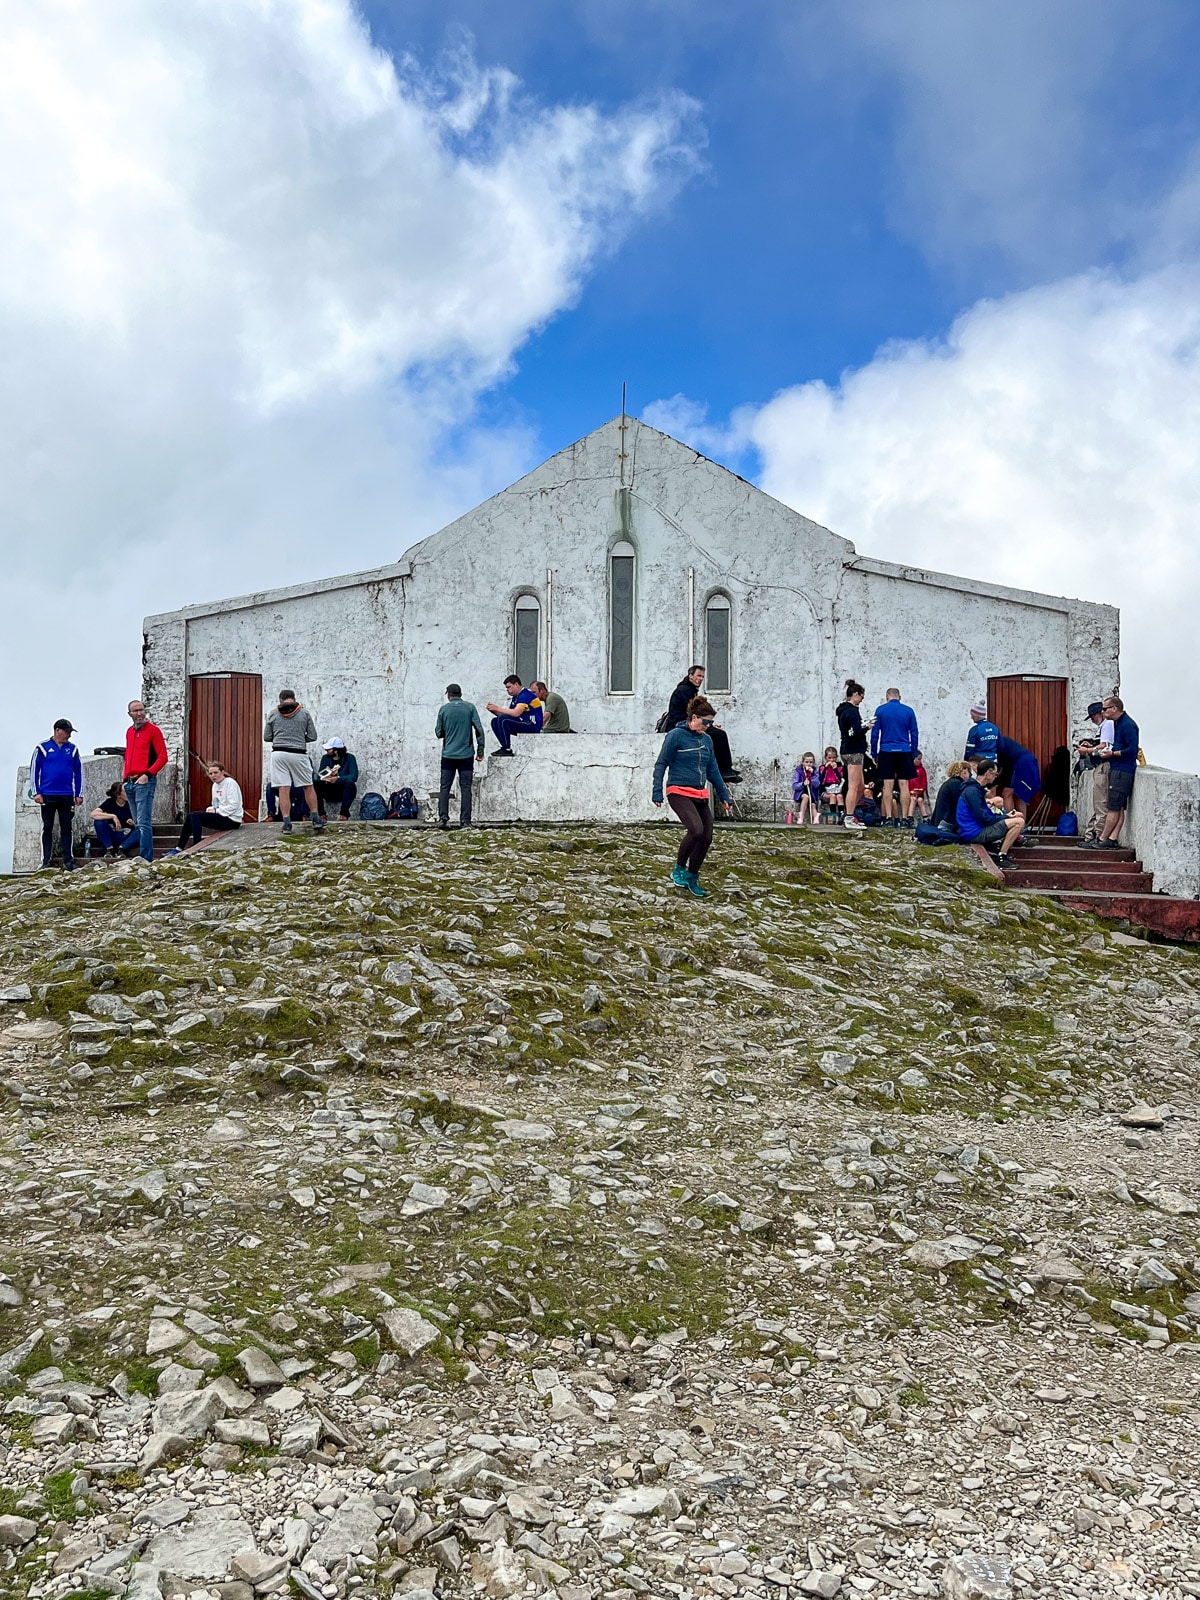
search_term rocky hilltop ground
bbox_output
[0,822,1198,1600]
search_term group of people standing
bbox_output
[30,701,168,870]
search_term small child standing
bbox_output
[818,746,844,824]
[791,752,821,825]
[907,750,930,821]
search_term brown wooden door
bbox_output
[987,676,1067,805]
[188,674,262,819]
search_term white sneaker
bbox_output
[843,817,866,830]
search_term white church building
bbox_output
[133,417,1115,828]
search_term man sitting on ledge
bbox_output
[533,681,571,733]
[486,676,543,756]
[663,666,741,782]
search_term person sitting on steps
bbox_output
[486,676,543,755]
[955,758,1025,867]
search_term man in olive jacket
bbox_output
[434,684,485,829]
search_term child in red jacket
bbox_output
[907,751,930,821]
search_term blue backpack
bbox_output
[1056,811,1078,836]
[915,821,958,846]
[359,792,387,821]
[387,788,419,820]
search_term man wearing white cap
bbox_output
[964,704,1000,764]
[314,738,359,821]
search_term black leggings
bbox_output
[179,811,241,848]
[668,794,714,873]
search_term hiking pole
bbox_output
[772,758,779,822]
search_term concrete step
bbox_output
[1012,846,1138,865]
[1004,867,1154,893]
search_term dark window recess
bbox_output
[610,554,635,692]
[514,602,540,687]
[705,598,731,692]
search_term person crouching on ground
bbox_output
[315,738,359,820]
[174,763,243,851]
[91,782,140,859]
[955,759,1024,867]
[652,696,734,898]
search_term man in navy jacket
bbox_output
[870,687,919,826]
[31,719,83,871]
[1086,694,1140,849]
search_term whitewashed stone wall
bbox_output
[137,419,1120,822]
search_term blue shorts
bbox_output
[1011,753,1040,803]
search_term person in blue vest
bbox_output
[31,719,83,871]
[964,704,1000,763]
[869,687,919,827]
[1084,694,1140,849]
[486,676,543,755]
[995,734,1041,818]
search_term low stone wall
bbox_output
[412,734,782,825]
[1071,761,1200,899]
[11,756,182,874]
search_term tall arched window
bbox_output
[514,594,540,687]
[609,540,635,693]
[705,593,732,692]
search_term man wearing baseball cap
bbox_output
[30,719,83,871]
[1076,701,1114,842]
[314,737,359,821]
[964,703,1000,764]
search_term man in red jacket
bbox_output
[123,699,169,861]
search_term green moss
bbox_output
[43,1468,84,1522]
[898,1382,929,1407]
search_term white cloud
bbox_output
[820,0,1180,278]
[716,266,1200,772]
[0,0,699,865]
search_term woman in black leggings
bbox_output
[652,696,734,899]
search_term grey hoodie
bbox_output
[263,705,318,752]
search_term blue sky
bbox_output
[365,0,1200,462]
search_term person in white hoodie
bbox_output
[175,762,244,851]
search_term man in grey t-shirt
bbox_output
[263,688,324,833]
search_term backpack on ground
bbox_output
[387,787,419,820]
[915,820,958,846]
[1055,811,1079,836]
[854,797,882,827]
[359,792,388,821]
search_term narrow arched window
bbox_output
[609,540,635,693]
[514,594,540,687]
[705,593,732,692]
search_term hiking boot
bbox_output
[493,747,515,757]
[281,819,293,833]
[439,818,450,831]
[312,816,327,831]
[1100,838,1122,849]
[63,859,77,871]
[684,871,707,898]
[996,853,1014,869]
[1080,838,1103,849]
[670,865,689,889]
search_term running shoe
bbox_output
[670,865,689,889]
[684,872,707,898]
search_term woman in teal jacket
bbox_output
[652,696,734,898]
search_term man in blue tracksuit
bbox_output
[31,719,83,871]
[964,704,1000,763]
[869,687,919,826]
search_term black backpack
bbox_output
[387,787,419,820]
